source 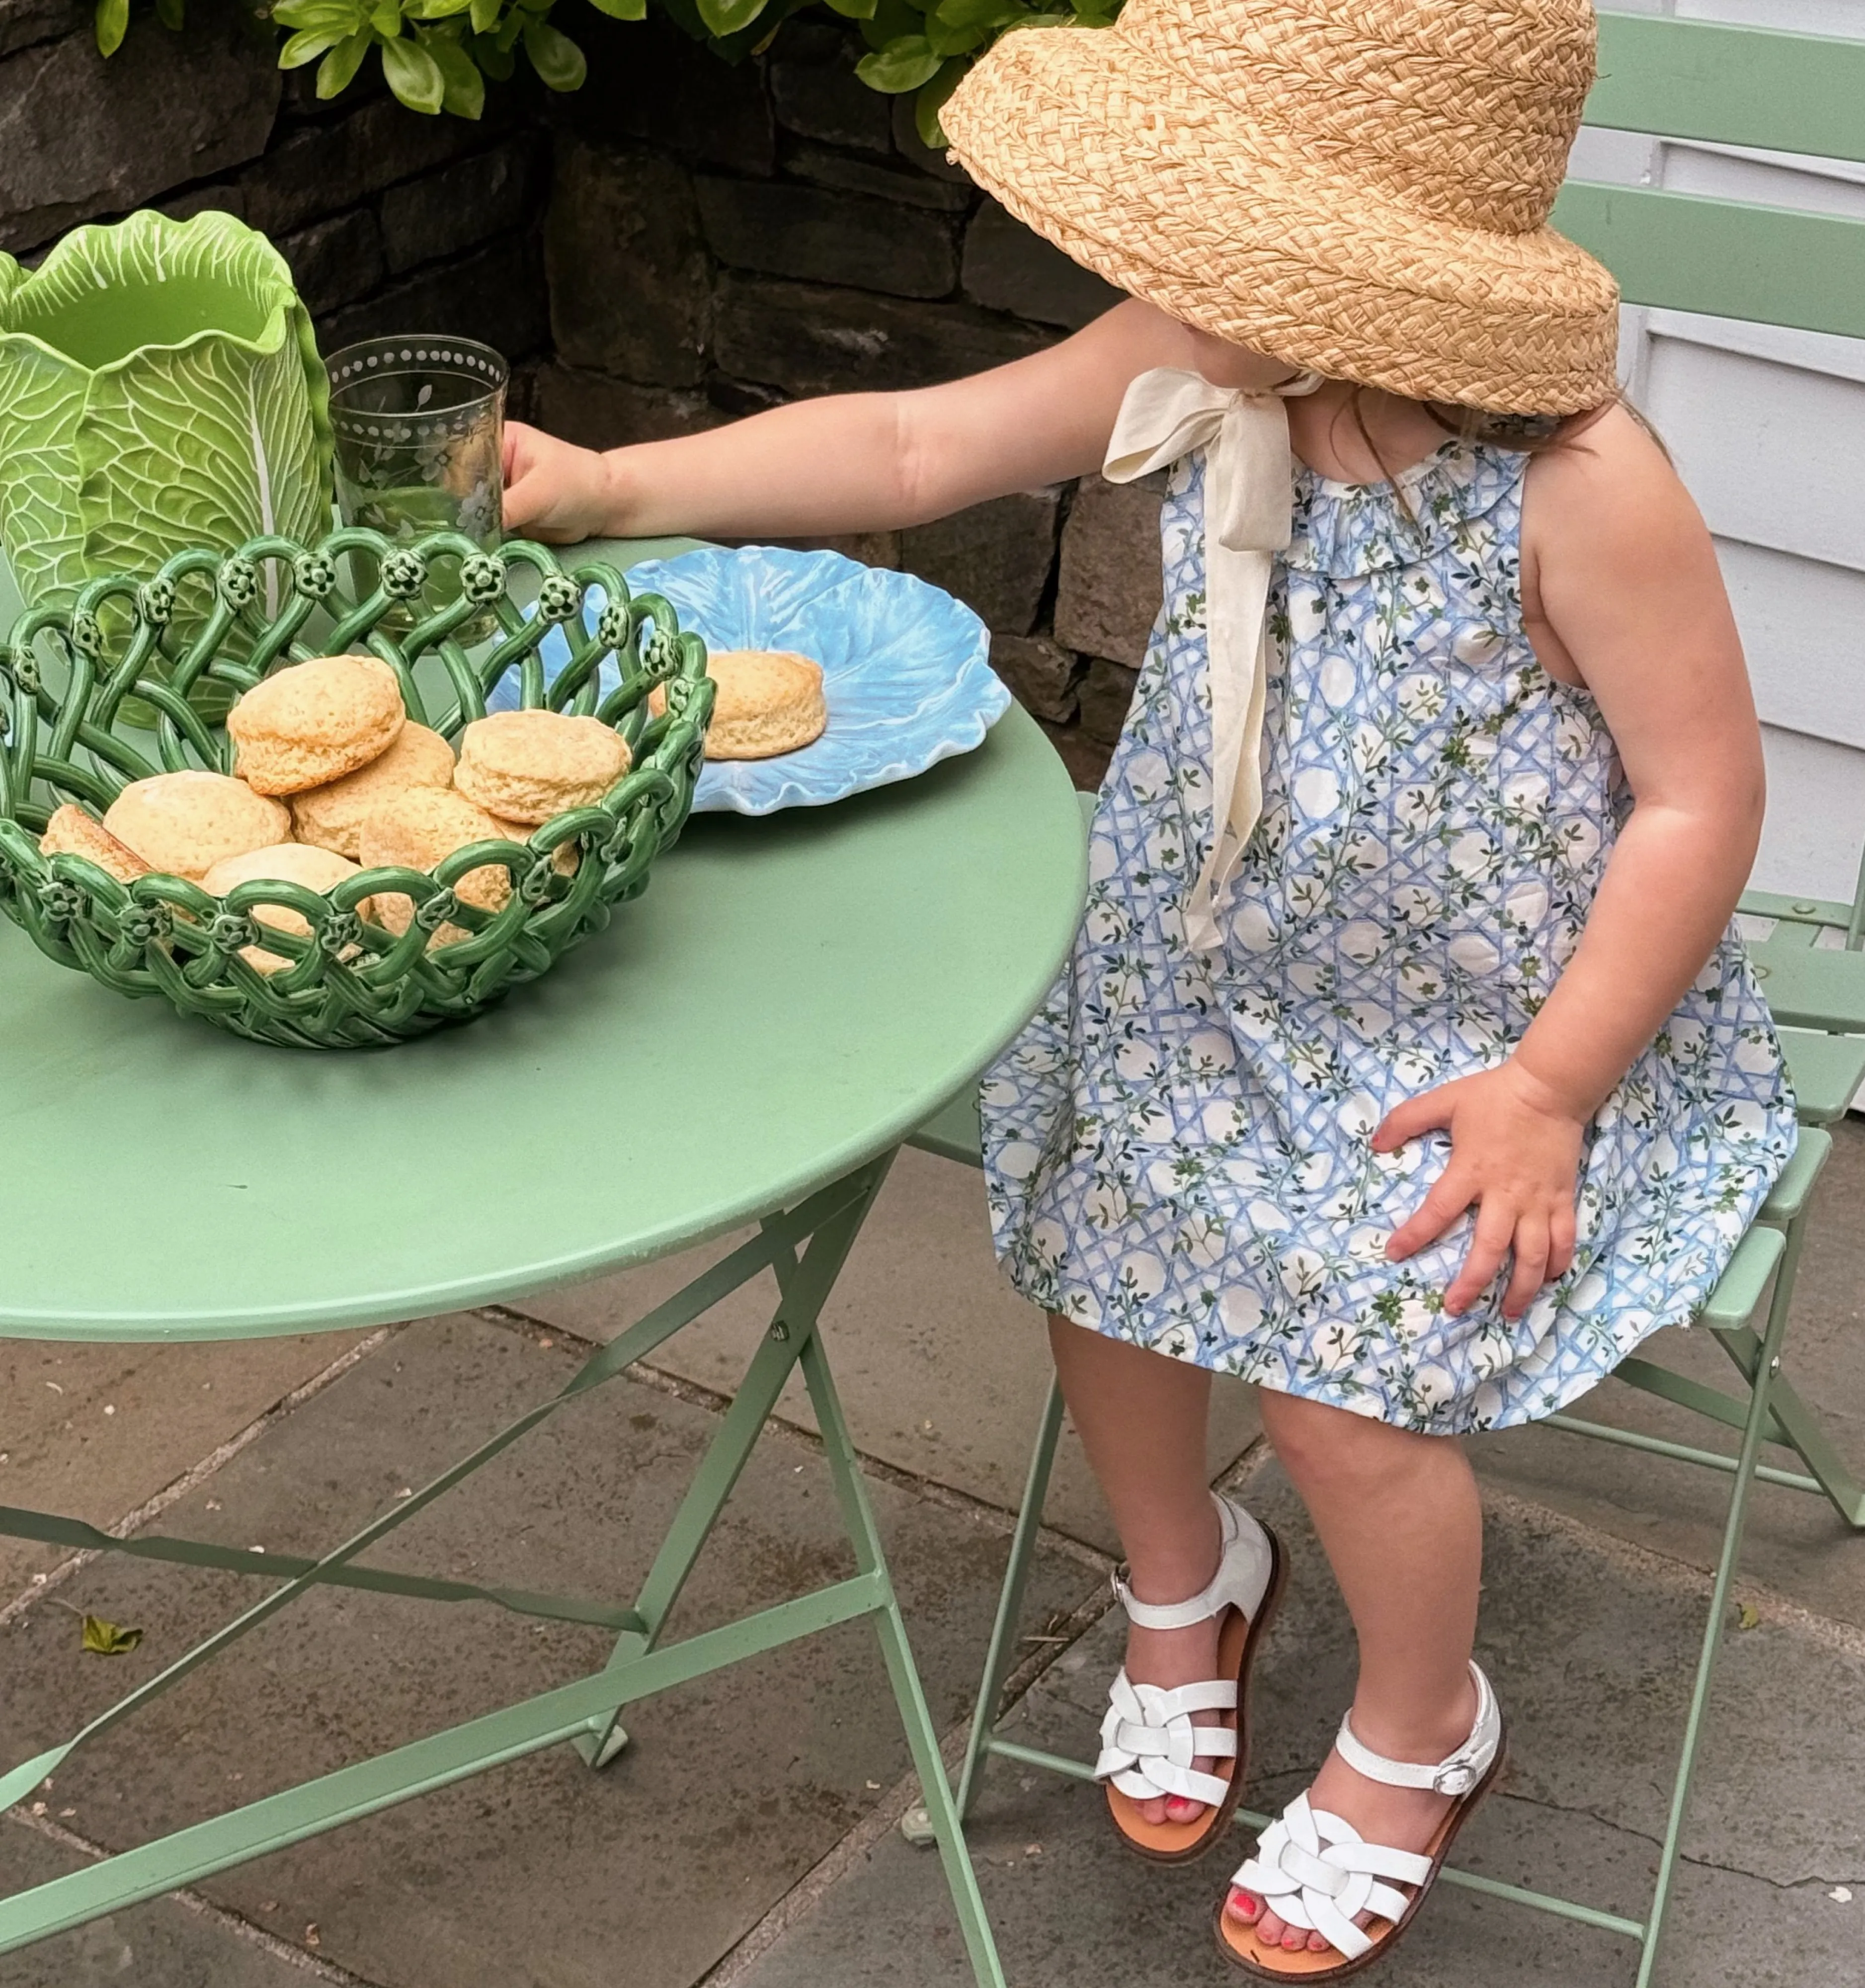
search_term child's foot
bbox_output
[1224,1673,1477,1953]
[1123,1611,1228,1825]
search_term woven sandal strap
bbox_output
[1334,1661,1500,1796]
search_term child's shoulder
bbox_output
[1523,402,1705,571]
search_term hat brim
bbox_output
[942,24,1620,414]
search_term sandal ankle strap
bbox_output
[1111,1493,1272,1630]
[1334,1662,1501,1797]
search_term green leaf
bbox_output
[273,0,359,24]
[933,0,1015,25]
[155,0,184,29]
[821,0,877,15]
[280,25,345,62]
[80,1615,143,1656]
[403,0,474,17]
[585,0,647,15]
[93,0,128,55]
[468,24,514,71]
[522,16,585,87]
[316,24,373,92]
[914,53,967,146]
[468,0,499,27]
[369,0,403,33]
[380,29,447,109]
[696,0,764,32]
[422,24,487,113]
[924,15,982,54]
[854,32,941,91]
[0,211,332,612]
[858,0,918,50]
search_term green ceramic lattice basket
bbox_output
[0,527,715,1048]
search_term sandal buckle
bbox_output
[1433,1761,1476,1796]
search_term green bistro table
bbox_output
[0,536,1088,1984]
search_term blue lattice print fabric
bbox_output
[980,441,1796,1434]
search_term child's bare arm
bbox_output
[1382,409,1764,1317]
[502,298,1253,542]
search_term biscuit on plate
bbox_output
[359,787,524,948]
[228,654,405,796]
[649,650,825,759]
[103,771,291,881]
[291,722,455,859]
[201,842,366,976]
[39,803,152,885]
[452,709,630,825]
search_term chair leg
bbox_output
[956,1373,1068,1822]
[1636,1227,1804,1987]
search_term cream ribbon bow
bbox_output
[1103,366,1321,952]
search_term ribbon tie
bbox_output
[1103,366,1320,951]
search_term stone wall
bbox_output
[0,0,554,383]
[533,14,1153,786]
[0,3,1160,785]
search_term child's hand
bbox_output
[1374,1063,1586,1320]
[501,422,618,543]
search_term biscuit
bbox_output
[452,709,631,825]
[359,787,523,947]
[201,842,366,976]
[649,650,826,759]
[39,803,152,886]
[103,771,292,881]
[291,722,455,859]
[228,653,405,796]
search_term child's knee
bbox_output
[1259,1389,1428,1490]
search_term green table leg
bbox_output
[0,1151,1008,1988]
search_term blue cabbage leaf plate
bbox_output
[502,544,1011,815]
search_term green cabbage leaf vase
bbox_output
[0,209,332,609]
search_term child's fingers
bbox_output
[1371,1086,1455,1154]
[1445,1199,1516,1314]
[1547,1201,1578,1283]
[1500,1214,1550,1320]
[1386,1164,1473,1261]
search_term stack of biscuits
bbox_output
[38,654,632,973]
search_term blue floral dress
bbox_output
[980,440,1797,1434]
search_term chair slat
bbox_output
[1590,12,1865,165]
[1551,182,1865,341]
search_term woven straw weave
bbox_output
[0,528,713,1049]
[942,0,1620,414]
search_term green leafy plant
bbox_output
[93,0,1123,138]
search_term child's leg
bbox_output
[1229,1390,1482,1956]
[1049,1315,1226,1826]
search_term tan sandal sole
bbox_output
[1213,1729,1508,1979]
[1107,1521,1288,1865]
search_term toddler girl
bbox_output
[502,0,1796,1971]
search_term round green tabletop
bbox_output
[0,539,1086,1342]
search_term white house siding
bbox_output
[1573,0,1865,903]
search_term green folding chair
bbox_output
[920,14,1865,1982]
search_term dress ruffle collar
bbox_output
[1284,440,1525,578]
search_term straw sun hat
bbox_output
[941,0,1621,414]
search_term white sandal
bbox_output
[1095,1491,1286,1862]
[1216,1661,1506,1978]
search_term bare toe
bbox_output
[1137,1794,1170,1825]
[1226,1887,1260,1924]
[1164,1794,1207,1822]
[1308,1929,1330,1952]
[1256,1909,1287,1947]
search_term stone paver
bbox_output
[732,1459,1865,1988]
[507,1145,1262,1557]
[0,1312,1097,1988]
[0,1822,311,1988]
[0,1333,366,1599]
